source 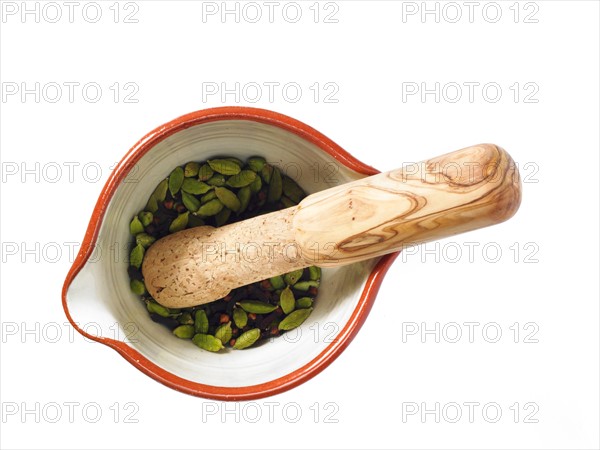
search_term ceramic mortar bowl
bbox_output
[62,107,397,401]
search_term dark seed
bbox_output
[149,313,180,330]
[127,266,143,281]
[258,311,279,329]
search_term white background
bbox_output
[1,1,599,449]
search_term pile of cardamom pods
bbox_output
[127,156,320,351]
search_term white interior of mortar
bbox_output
[66,120,379,388]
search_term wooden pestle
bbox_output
[142,144,521,308]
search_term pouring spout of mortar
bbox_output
[142,144,522,308]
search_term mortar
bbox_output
[62,107,397,400]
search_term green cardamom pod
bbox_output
[145,194,159,213]
[247,156,266,172]
[200,190,218,203]
[249,175,262,193]
[178,312,194,325]
[138,211,153,227]
[284,269,304,286]
[152,179,169,202]
[207,174,226,186]
[233,307,248,328]
[293,280,320,291]
[278,308,313,331]
[237,300,277,314]
[215,207,232,227]
[215,187,241,212]
[192,333,224,352]
[208,159,242,176]
[269,275,285,290]
[215,322,233,345]
[226,157,244,168]
[194,310,209,334]
[226,170,257,188]
[233,328,261,350]
[169,211,189,232]
[282,176,306,203]
[173,325,195,339]
[237,186,251,214]
[146,301,171,318]
[309,266,321,281]
[184,161,200,177]
[295,297,313,309]
[130,279,146,295]
[267,167,282,203]
[198,164,214,181]
[280,286,295,314]
[129,243,144,268]
[261,164,273,184]
[129,216,144,235]
[136,233,156,248]
[181,191,201,212]
[196,199,224,217]
[168,166,184,196]
[182,178,212,195]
